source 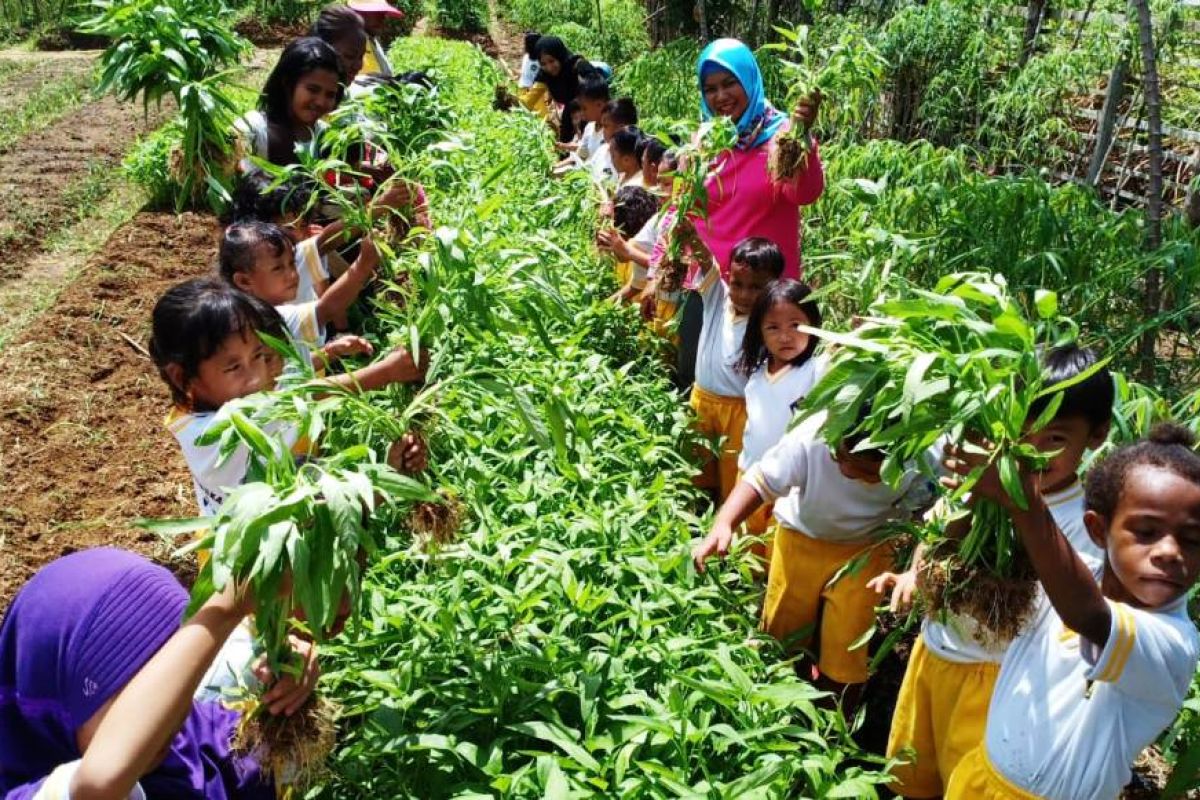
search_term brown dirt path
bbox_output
[0,211,218,607]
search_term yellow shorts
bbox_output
[887,635,1000,797]
[614,259,632,287]
[760,525,894,684]
[652,296,679,344]
[689,385,746,501]
[946,747,1042,800]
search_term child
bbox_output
[942,424,1200,800]
[151,278,424,516]
[588,98,637,184]
[219,221,376,373]
[349,0,406,77]
[311,5,367,83]
[609,126,646,190]
[602,185,659,303]
[554,79,609,169]
[871,345,1114,799]
[690,235,783,500]
[692,409,937,708]
[517,30,542,89]
[735,279,823,543]
[636,148,684,342]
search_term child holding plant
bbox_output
[692,407,937,708]
[603,185,659,304]
[734,279,823,547]
[689,235,784,500]
[554,78,608,168]
[609,127,647,190]
[587,98,638,184]
[152,278,425,517]
[942,424,1200,800]
[871,345,1114,799]
[236,38,345,173]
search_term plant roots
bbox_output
[918,540,1038,645]
[234,693,338,789]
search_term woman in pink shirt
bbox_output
[693,38,824,281]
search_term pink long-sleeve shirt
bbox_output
[694,131,824,281]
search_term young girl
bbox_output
[689,235,783,500]
[152,278,424,516]
[553,79,609,172]
[943,424,1200,800]
[236,38,345,172]
[610,126,646,190]
[603,185,658,303]
[735,280,823,543]
[310,5,367,83]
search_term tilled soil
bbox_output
[0,211,220,608]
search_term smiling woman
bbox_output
[234,37,347,172]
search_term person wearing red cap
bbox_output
[348,0,404,77]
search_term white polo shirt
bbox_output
[738,356,823,471]
[983,581,1199,799]
[744,412,937,545]
[694,268,748,398]
[276,301,326,371]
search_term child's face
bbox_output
[290,68,341,127]
[642,150,660,186]
[187,328,279,409]
[1087,465,1200,609]
[728,261,774,316]
[762,302,812,365]
[657,156,676,193]
[331,34,367,82]
[601,114,619,143]
[233,241,299,306]
[1023,414,1108,494]
[613,148,639,176]
[832,444,884,484]
[580,96,606,123]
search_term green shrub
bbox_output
[613,38,699,122]
[433,0,486,34]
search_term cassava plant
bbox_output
[796,272,1097,642]
[764,23,887,181]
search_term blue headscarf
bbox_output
[697,38,786,151]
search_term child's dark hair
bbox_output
[228,173,314,225]
[219,222,293,283]
[736,279,821,376]
[311,5,366,46]
[644,136,668,165]
[610,126,643,160]
[1086,423,1200,520]
[730,237,785,279]
[603,97,638,127]
[149,278,286,407]
[1028,344,1114,432]
[612,186,658,239]
[564,99,581,120]
[579,78,611,102]
[260,38,346,126]
[523,31,541,57]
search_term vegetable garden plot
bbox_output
[290,37,893,798]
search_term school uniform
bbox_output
[888,484,1101,798]
[517,53,539,89]
[689,267,749,499]
[744,413,936,683]
[276,301,326,373]
[577,121,604,162]
[737,357,822,538]
[588,142,614,183]
[635,211,681,342]
[947,572,1199,799]
[165,408,308,517]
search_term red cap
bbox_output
[349,0,405,17]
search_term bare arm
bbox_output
[70,586,249,800]
[314,238,377,328]
[692,481,766,572]
[321,347,428,394]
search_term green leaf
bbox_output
[507,721,603,771]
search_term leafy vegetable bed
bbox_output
[314,37,888,799]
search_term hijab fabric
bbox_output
[0,548,272,799]
[534,35,582,105]
[698,38,786,151]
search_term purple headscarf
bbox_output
[0,548,273,799]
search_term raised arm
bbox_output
[314,237,377,328]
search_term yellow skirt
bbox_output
[887,635,1000,797]
[946,747,1043,800]
[689,385,746,501]
[761,525,894,685]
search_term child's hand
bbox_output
[941,441,1038,512]
[322,335,374,362]
[794,88,822,129]
[692,522,735,573]
[639,289,657,321]
[868,569,918,614]
[596,229,630,259]
[599,200,615,219]
[387,432,428,474]
[378,346,429,385]
[357,237,379,274]
[255,635,320,717]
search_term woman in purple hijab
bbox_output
[0,548,285,799]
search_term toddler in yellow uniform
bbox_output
[870,345,1114,798]
[693,409,937,704]
[688,237,783,500]
[940,424,1200,800]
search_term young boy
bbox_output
[689,235,782,500]
[348,0,405,77]
[870,345,1115,798]
[942,423,1200,800]
[693,409,937,708]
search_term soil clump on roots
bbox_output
[917,540,1039,645]
[236,694,338,787]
